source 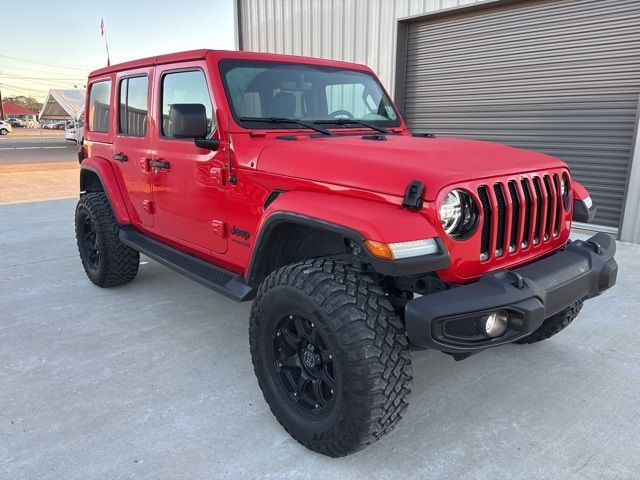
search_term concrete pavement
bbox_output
[1,199,639,479]
[0,136,77,165]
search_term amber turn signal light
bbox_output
[364,240,394,260]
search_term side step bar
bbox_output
[119,228,254,302]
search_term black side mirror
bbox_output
[194,138,220,151]
[169,103,208,138]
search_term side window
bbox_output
[119,76,149,136]
[161,70,215,138]
[88,80,111,133]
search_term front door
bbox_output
[150,64,227,254]
[112,68,154,227]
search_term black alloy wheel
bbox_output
[79,215,100,270]
[269,313,336,415]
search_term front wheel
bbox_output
[0,129,8,135]
[249,259,412,457]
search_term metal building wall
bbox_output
[398,0,640,229]
[235,0,484,93]
[235,0,640,241]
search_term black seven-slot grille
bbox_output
[478,174,564,261]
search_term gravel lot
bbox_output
[1,198,638,479]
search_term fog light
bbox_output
[481,311,509,338]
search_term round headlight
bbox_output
[439,191,462,234]
[439,189,478,238]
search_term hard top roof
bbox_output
[88,49,371,78]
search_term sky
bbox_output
[0,0,235,102]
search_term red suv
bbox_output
[75,49,617,456]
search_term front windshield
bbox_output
[219,59,401,128]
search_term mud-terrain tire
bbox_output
[75,192,139,287]
[516,301,584,344]
[249,258,413,457]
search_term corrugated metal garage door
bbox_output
[401,0,640,228]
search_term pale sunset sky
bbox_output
[0,0,235,101]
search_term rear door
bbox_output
[112,68,154,227]
[149,63,227,254]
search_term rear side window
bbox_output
[161,70,215,138]
[88,80,111,133]
[119,76,149,136]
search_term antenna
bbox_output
[227,115,237,185]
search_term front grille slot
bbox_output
[521,179,532,248]
[493,184,507,257]
[543,175,555,240]
[508,181,520,252]
[478,186,491,261]
[532,177,544,244]
[477,173,564,261]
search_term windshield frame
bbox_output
[218,59,403,131]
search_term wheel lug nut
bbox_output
[330,389,334,394]
[311,323,314,327]
[315,404,319,409]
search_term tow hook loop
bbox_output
[509,271,525,289]
[403,180,424,211]
[586,240,603,255]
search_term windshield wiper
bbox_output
[239,116,333,136]
[314,118,388,134]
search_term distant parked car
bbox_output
[65,120,84,143]
[43,121,64,130]
[0,120,13,135]
[6,117,26,127]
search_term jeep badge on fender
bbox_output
[75,49,617,457]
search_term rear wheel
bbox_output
[75,192,139,287]
[0,129,8,135]
[250,259,412,457]
[516,301,584,344]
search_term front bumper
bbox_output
[405,233,617,352]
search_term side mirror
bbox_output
[194,138,220,151]
[169,103,208,138]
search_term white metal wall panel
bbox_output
[236,0,484,93]
[401,0,640,228]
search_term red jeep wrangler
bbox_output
[76,49,617,456]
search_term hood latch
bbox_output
[403,180,424,211]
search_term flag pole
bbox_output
[100,18,111,66]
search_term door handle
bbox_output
[150,159,170,170]
[113,152,128,162]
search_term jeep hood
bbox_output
[255,134,566,201]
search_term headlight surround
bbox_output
[439,189,478,239]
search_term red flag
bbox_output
[100,18,105,36]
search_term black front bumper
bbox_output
[405,233,617,352]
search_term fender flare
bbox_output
[571,179,596,223]
[80,157,131,225]
[572,179,590,201]
[246,191,449,285]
